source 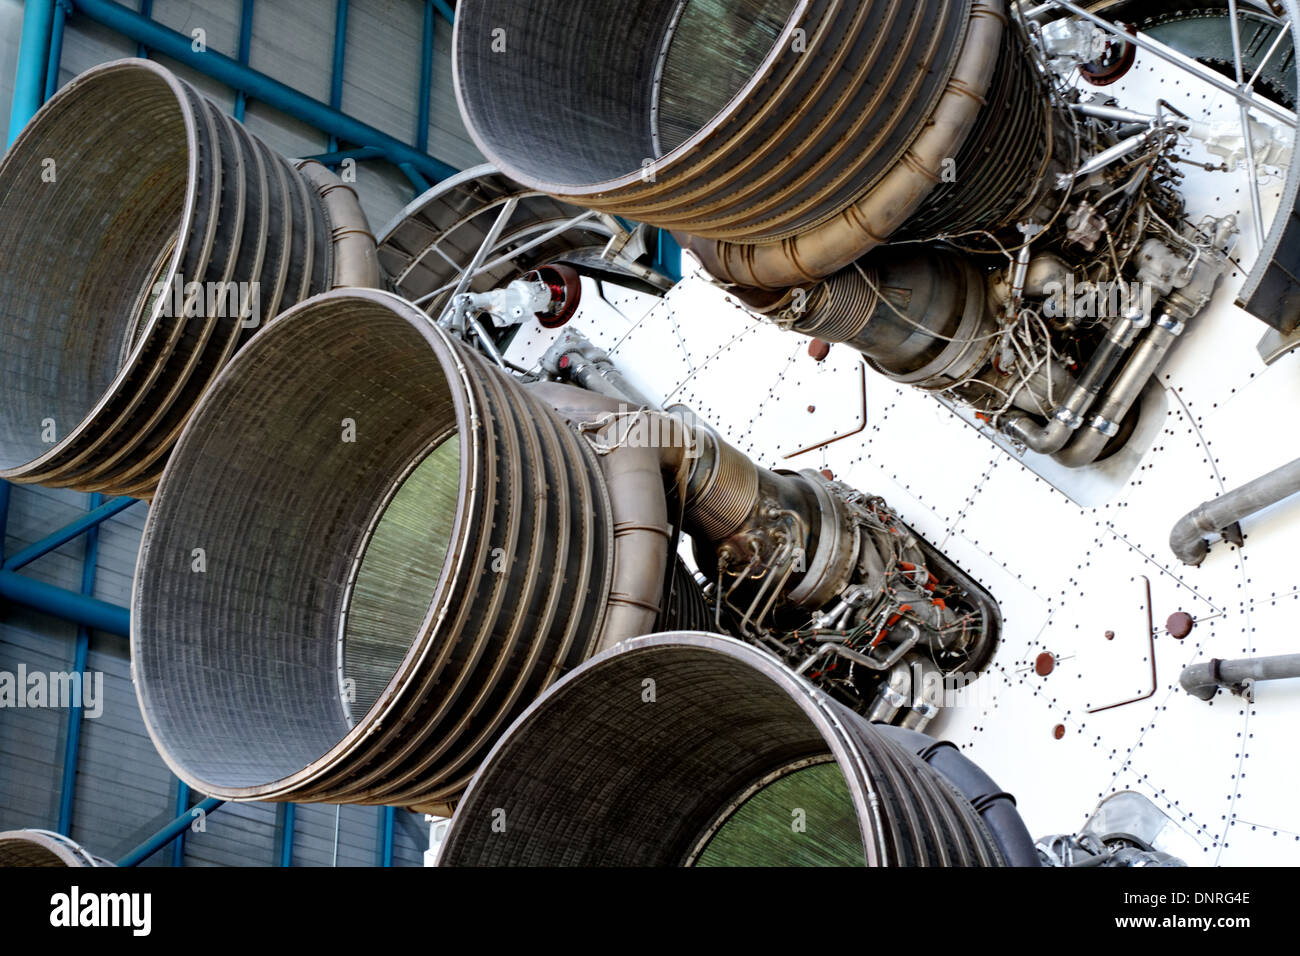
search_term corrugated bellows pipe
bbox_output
[438,634,1040,867]
[0,59,379,499]
[133,290,631,812]
[0,830,112,867]
[452,0,1062,290]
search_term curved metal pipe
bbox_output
[1170,455,1300,566]
[526,382,676,651]
[133,290,616,811]
[530,382,879,641]
[295,160,382,290]
[1180,653,1300,700]
[1053,316,1182,467]
[1000,312,1148,456]
[0,59,378,498]
[0,830,111,867]
[438,633,1019,866]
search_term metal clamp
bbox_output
[1091,415,1120,437]
[1054,407,1084,429]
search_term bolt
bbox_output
[1035,652,1055,677]
[807,405,816,414]
[1104,630,1115,641]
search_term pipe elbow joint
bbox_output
[1169,519,1211,567]
[1000,411,1072,456]
[1179,661,1220,700]
[1051,425,1109,469]
[1169,503,1220,566]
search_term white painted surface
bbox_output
[499,37,1300,866]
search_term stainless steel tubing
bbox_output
[540,328,661,409]
[133,290,616,811]
[453,0,1049,288]
[0,59,378,498]
[1170,455,1300,566]
[0,830,111,867]
[438,633,1014,866]
[1000,312,1147,456]
[1180,653,1300,700]
[1052,317,1182,467]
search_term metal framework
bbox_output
[0,0,462,867]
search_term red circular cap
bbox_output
[532,264,582,329]
[1053,724,1066,740]
[1166,611,1195,639]
[808,339,831,362]
[1080,23,1137,86]
[558,355,570,370]
[1035,652,1055,677]
[820,469,834,481]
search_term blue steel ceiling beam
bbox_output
[56,491,103,837]
[0,483,10,565]
[0,570,130,636]
[398,163,432,195]
[279,802,296,867]
[1,495,137,571]
[232,0,255,122]
[0,485,132,641]
[328,0,348,155]
[43,0,70,101]
[307,145,385,165]
[401,0,439,198]
[417,0,434,154]
[6,0,56,148]
[117,796,224,867]
[70,0,459,183]
[135,0,151,58]
[378,806,395,867]
[171,779,189,866]
[323,0,433,197]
